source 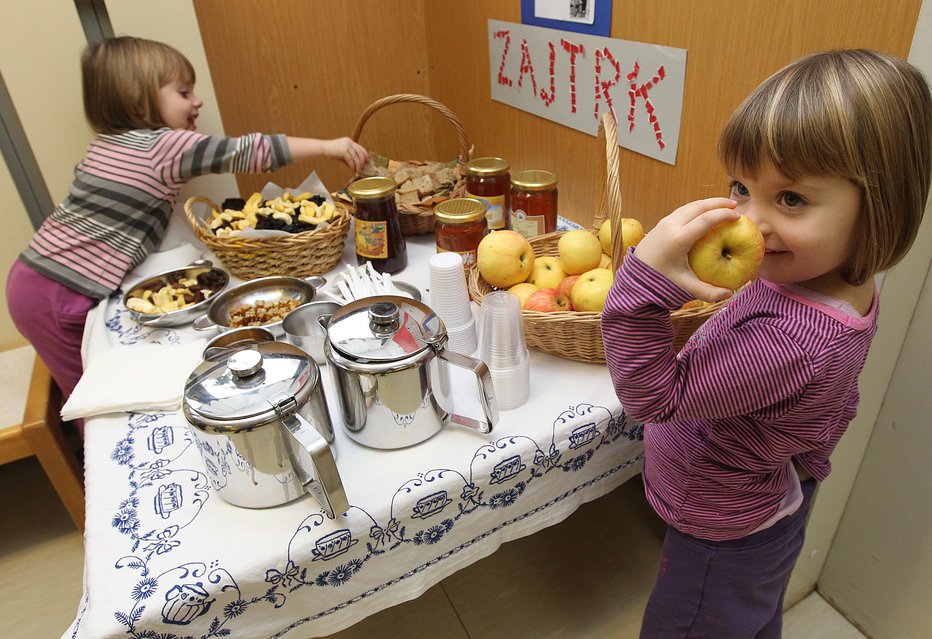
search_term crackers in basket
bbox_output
[345,154,459,209]
[207,191,339,237]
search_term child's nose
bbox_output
[192,93,204,108]
[743,204,770,236]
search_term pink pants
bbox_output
[6,259,96,400]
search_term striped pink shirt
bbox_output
[601,251,876,541]
[21,128,289,299]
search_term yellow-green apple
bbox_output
[507,282,539,308]
[558,230,603,275]
[477,230,535,288]
[598,219,612,254]
[558,274,581,298]
[687,215,764,290]
[523,288,572,312]
[570,268,614,312]
[599,253,612,269]
[600,218,645,262]
[527,255,567,289]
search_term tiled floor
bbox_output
[1,456,867,639]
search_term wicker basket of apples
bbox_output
[467,112,733,364]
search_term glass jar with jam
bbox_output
[464,157,510,231]
[434,198,488,274]
[347,176,408,274]
[509,170,558,238]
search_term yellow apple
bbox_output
[598,219,612,254]
[599,218,645,261]
[523,288,572,312]
[570,268,614,312]
[557,230,603,275]
[599,253,612,269]
[687,215,764,290]
[507,282,539,308]
[527,255,567,289]
[477,230,535,288]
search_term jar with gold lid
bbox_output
[434,198,488,274]
[464,157,510,231]
[509,170,558,238]
[347,176,407,274]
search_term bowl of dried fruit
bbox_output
[192,274,333,337]
[123,261,229,327]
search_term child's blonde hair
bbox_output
[82,36,196,135]
[719,49,932,285]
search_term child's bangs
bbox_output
[719,69,856,182]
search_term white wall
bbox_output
[812,2,932,635]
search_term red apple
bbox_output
[523,288,572,312]
[558,275,581,298]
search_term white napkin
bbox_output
[61,340,206,421]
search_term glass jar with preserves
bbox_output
[509,170,558,238]
[465,157,510,231]
[434,198,488,274]
[347,176,408,274]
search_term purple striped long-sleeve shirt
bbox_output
[21,128,290,299]
[601,251,876,540]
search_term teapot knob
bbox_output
[368,302,399,325]
[228,349,263,377]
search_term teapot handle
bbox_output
[437,349,498,434]
[282,413,349,518]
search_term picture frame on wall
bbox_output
[521,0,612,36]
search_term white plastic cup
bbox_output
[429,253,474,328]
[445,315,478,355]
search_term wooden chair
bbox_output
[0,351,84,529]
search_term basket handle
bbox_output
[592,112,624,272]
[184,195,221,234]
[351,93,473,162]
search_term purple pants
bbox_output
[640,479,818,639]
[6,259,96,400]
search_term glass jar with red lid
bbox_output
[509,170,558,238]
[434,198,488,274]
[347,176,408,274]
[464,157,510,231]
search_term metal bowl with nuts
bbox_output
[122,261,229,327]
[193,275,332,336]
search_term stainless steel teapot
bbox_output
[182,341,348,517]
[322,295,497,449]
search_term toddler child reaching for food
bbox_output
[6,36,368,407]
[601,49,931,638]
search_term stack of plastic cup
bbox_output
[477,290,530,410]
[428,252,478,355]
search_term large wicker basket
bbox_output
[184,196,351,280]
[468,112,724,363]
[345,93,473,235]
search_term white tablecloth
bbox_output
[64,230,643,639]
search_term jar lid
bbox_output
[511,169,558,190]
[434,198,487,224]
[465,157,510,177]
[325,295,445,363]
[347,176,396,200]
[183,341,317,432]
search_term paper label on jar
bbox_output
[510,209,545,238]
[437,247,478,271]
[355,219,388,259]
[467,192,507,230]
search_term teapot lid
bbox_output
[325,295,446,362]
[183,341,317,430]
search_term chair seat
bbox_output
[0,347,84,530]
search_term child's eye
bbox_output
[780,191,806,207]
[729,181,749,198]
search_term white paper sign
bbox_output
[488,19,687,164]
